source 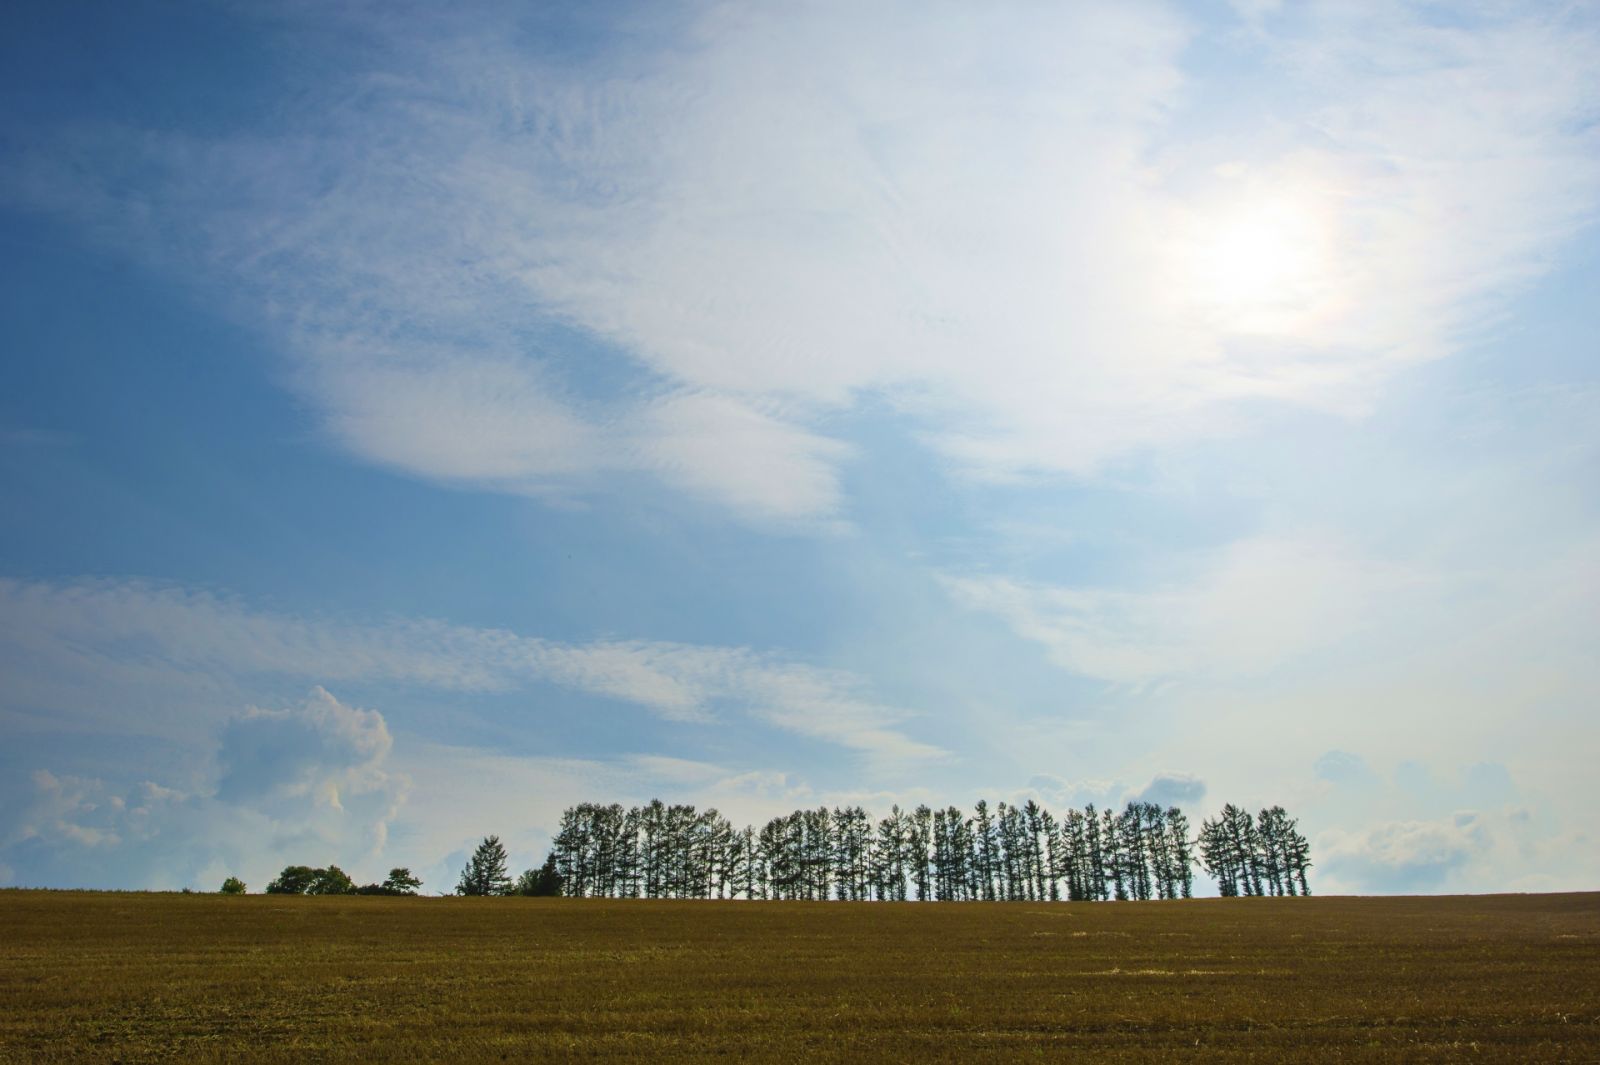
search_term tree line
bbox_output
[230,842,553,898]
[254,865,423,895]
[227,799,1310,901]
[544,798,1309,902]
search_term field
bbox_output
[1,891,1596,1062]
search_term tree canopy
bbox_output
[543,798,1307,902]
[457,835,514,896]
[265,864,357,895]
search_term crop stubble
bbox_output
[1,891,1595,1062]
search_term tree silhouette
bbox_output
[457,835,513,896]
[532,796,1309,903]
[516,853,564,896]
[307,865,356,895]
[1165,807,1195,899]
[265,865,318,894]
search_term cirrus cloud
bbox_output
[7,2,1594,522]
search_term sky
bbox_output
[1,0,1597,897]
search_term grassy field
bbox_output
[1,891,1595,1062]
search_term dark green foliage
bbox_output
[1254,806,1312,896]
[516,854,564,896]
[544,797,1310,901]
[265,865,320,894]
[266,864,356,895]
[219,876,247,895]
[1199,805,1272,897]
[457,835,514,896]
[355,870,422,896]
[308,865,356,895]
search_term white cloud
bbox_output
[636,392,849,525]
[0,576,941,761]
[217,687,397,812]
[1,689,405,890]
[311,347,602,488]
[1135,773,1207,809]
[941,535,1421,686]
[940,520,1600,841]
[9,3,1593,519]
[1319,812,1494,893]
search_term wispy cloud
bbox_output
[941,536,1424,687]
[0,577,942,760]
[9,3,1593,521]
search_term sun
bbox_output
[1175,188,1334,336]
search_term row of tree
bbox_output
[242,845,556,898]
[250,865,423,896]
[232,800,1311,901]
[1199,805,1312,897]
[543,799,1310,902]
[457,839,562,897]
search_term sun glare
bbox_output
[1177,190,1334,336]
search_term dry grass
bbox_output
[1,891,1595,1062]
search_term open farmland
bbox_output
[1,891,1596,1062]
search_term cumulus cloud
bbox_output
[217,687,396,809]
[0,577,941,761]
[1135,773,1207,808]
[0,689,405,890]
[8,2,1595,521]
[1319,812,1493,894]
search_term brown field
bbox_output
[1,891,1596,1062]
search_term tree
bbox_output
[265,865,319,894]
[308,864,356,895]
[264,864,354,895]
[458,835,514,896]
[1287,828,1313,896]
[516,853,564,896]
[1164,806,1195,899]
[973,800,997,901]
[910,805,934,902]
[531,796,1302,903]
[383,867,422,895]
[1223,805,1264,897]
[1257,805,1312,896]
[1198,816,1238,896]
[1082,804,1109,901]
[219,876,247,895]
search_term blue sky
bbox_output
[2,0,1597,895]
